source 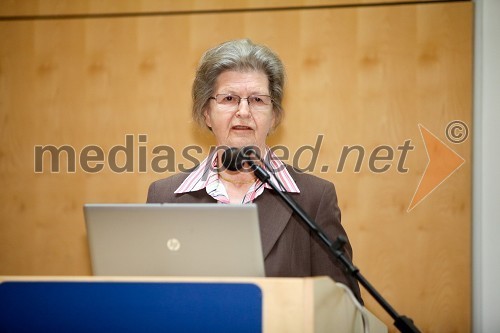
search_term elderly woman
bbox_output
[147,39,362,302]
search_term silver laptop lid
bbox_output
[84,203,265,277]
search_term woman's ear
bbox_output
[267,110,277,134]
[203,108,212,130]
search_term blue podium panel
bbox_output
[0,281,262,333]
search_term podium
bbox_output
[0,276,387,333]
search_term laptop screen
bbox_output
[84,203,265,277]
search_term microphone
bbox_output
[221,146,288,192]
[221,146,260,171]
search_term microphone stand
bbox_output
[247,161,421,333]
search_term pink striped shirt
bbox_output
[175,148,300,204]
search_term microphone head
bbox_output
[221,146,261,172]
[221,147,241,171]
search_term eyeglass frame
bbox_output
[208,94,274,112]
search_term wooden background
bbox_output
[0,0,472,332]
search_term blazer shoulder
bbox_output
[285,165,336,189]
[147,172,190,203]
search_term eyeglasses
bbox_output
[209,94,273,112]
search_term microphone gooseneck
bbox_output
[220,145,421,333]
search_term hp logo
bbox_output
[167,238,181,251]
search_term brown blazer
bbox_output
[147,166,362,302]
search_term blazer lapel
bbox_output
[254,191,293,259]
[174,187,294,259]
[175,190,217,204]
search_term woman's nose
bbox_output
[236,99,251,117]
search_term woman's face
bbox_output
[203,70,275,153]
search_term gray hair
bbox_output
[192,39,285,130]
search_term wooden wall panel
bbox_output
[0,2,472,332]
[0,0,448,17]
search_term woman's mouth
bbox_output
[232,125,253,130]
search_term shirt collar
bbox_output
[175,147,300,194]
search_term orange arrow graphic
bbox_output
[408,124,465,212]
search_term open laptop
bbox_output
[84,203,265,277]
